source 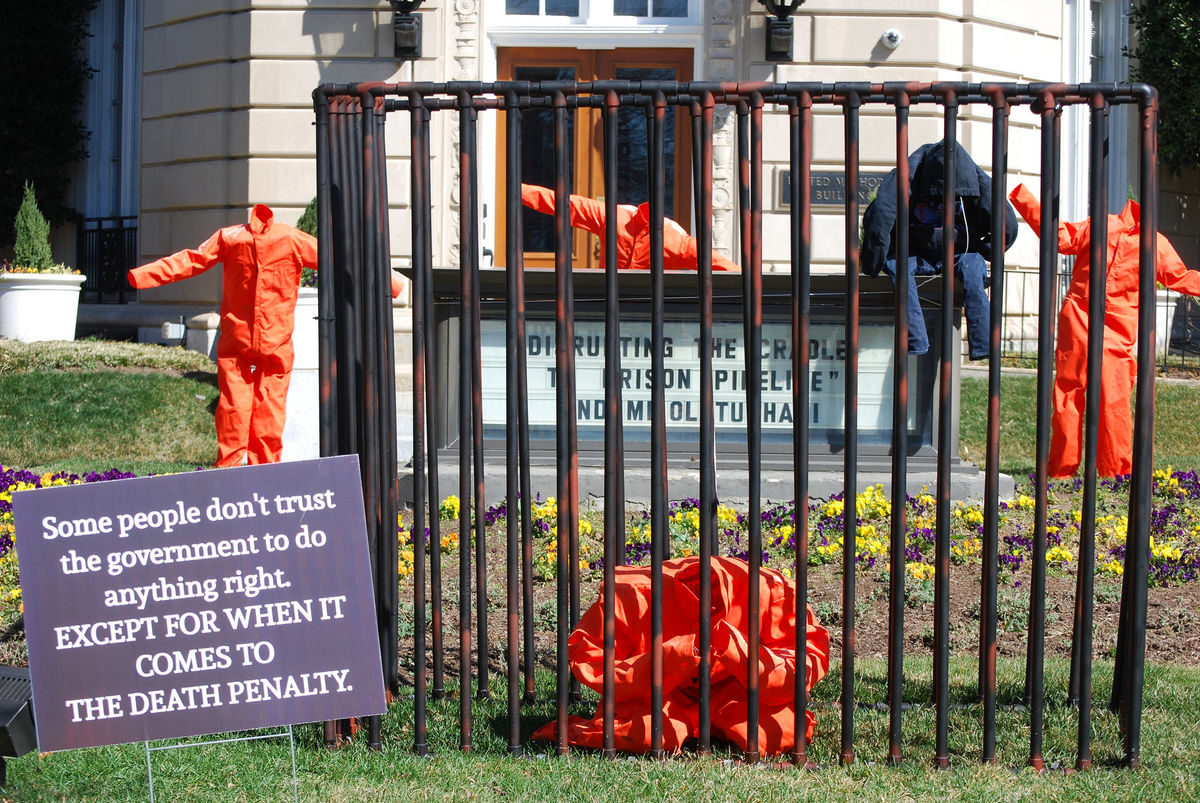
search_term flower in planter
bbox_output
[2,182,77,275]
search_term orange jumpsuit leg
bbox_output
[215,346,256,468]
[1096,343,1136,478]
[246,343,294,465]
[1049,296,1089,477]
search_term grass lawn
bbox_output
[959,374,1200,476]
[0,339,217,475]
[4,340,1200,800]
[6,657,1200,801]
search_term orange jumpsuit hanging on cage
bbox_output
[520,184,739,271]
[1009,184,1200,478]
[129,204,401,467]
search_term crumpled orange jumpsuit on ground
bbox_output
[520,184,740,272]
[532,556,830,755]
[129,204,401,467]
[1010,184,1200,477]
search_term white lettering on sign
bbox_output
[480,318,914,435]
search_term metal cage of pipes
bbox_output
[313,80,1161,769]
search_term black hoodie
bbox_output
[860,140,1018,277]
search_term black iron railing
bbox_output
[314,80,1161,770]
[77,216,137,303]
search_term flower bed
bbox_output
[5,465,1200,640]
[398,468,1200,592]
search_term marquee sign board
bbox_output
[480,317,918,445]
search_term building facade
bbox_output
[65,0,1195,340]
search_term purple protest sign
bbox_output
[13,455,386,751]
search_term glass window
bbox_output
[507,0,687,19]
[545,0,580,14]
[615,67,678,219]
[514,66,578,255]
[506,0,579,14]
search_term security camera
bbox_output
[881,29,903,50]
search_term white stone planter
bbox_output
[292,286,319,370]
[0,272,86,342]
[1155,288,1178,359]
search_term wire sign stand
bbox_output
[144,726,299,803]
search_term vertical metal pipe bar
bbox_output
[602,88,621,758]
[375,95,401,707]
[745,90,765,765]
[694,91,716,756]
[419,101,446,703]
[648,89,668,761]
[457,90,475,752]
[887,88,911,766]
[933,92,958,771]
[463,96,489,701]
[565,99,583,707]
[334,100,363,746]
[980,93,1009,765]
[516,117,537,709]
[1121,87,1158,769]
[840,89,862,767]
[359,96,385,753]
[1027,91,1060,772]
[1073,93,1110,772]
[790,90,814,769]
[314,92,337,460]
[735,97,753,763]
[408,92,430,757]
[362,94,389,750]
[552,89,572,757]
[503,89,523,755]
[338,100,362,466]
[315,92,338,753]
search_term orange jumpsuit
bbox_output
[129,204,401,467]
[532,556,830,754]
[520,184,739,271]
[1010,184,1200,477]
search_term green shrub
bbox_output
[1127,1,1200,174]
[11,182,55,272]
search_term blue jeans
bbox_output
[882,253,991,360]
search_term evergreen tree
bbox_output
[12,182,54,271]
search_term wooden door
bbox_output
[496,47,694,269]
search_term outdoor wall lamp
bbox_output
[758,0,806,62]
[390,0,424,60]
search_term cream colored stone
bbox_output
[964,22,1057,78]
[247,109,320,154]
[966,0,1059,36]
[248,8,377,58]
[142,64,243,118]
[813,16,961,67]
[142,112,240,164]
[143,14,246,73]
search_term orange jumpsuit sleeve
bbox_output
[520,183,608,238]
[661,218,739,272]
[128,229,224,289]
[1009,183,1090,255]
[1155,234,1200,297]
[288,227,400,298]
